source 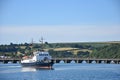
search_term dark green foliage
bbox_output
[90,44,120,59]
[0,45,17,52]
[0,42,120,59]
[33,44,41,48]
[49,49,73,58]
[77,51,90,58]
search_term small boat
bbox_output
[21,38,54,68]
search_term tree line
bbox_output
[0,42,120,59]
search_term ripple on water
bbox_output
[0,63,120,80]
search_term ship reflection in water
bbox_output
[21,67,54,72]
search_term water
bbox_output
[0,63,120,80]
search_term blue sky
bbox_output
[0,0,120,44]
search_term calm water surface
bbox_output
[0,63,120,80]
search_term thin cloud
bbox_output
[0,25,120,44]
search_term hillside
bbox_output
[90,44,120,58]
[0,42,120,59]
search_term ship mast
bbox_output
[31,38,34,51]
[39,37,44,51]
[30,38,34,56]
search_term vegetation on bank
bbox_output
[0,42,120,59]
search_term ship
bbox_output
[21,38,54,68]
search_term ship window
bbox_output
[39,54,42,56]
[45,54,48,56]
[39,54,48,56]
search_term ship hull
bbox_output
[21,62,54,68]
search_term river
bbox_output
[0,63,120,80]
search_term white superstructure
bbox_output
[21,51,52,63]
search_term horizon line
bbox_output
[1,40,120,45]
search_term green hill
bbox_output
[90,44,120,59]
[0,42,120,59]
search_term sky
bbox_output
[0,0,120,44]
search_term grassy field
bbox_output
[45,47,92,55]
